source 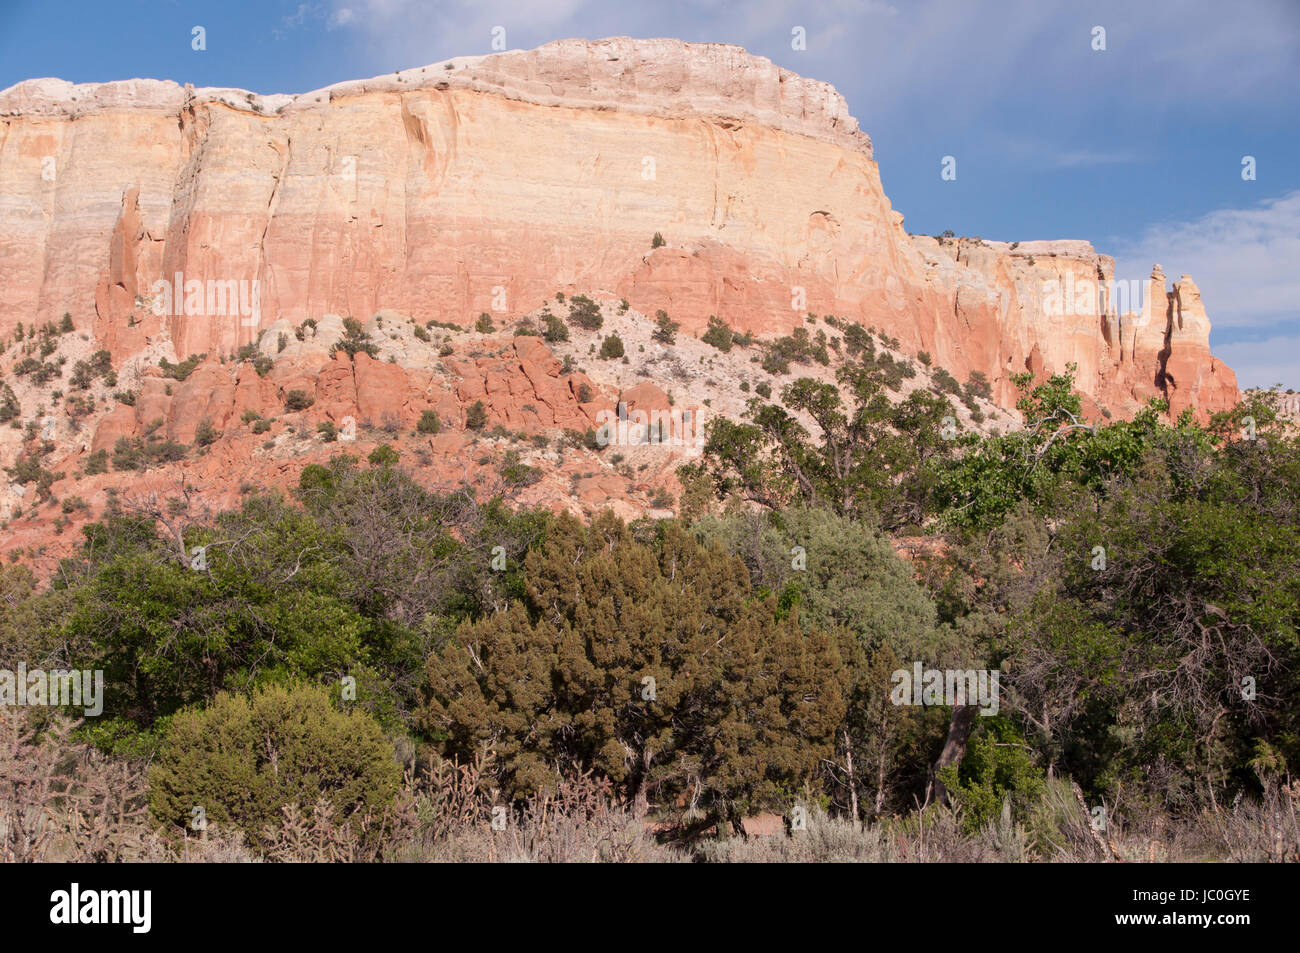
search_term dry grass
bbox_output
[4,710,1296,863]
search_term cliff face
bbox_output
[0,36,1236,421]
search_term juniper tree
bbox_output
[422,512,853,827]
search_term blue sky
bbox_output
[2,0,1297,388]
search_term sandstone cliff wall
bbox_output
[0,37,1237,420]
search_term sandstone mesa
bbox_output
[0,37,1241,565]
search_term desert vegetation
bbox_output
[0,360,1297,862]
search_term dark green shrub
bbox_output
[159,354,204,381]
[965,371,993,401]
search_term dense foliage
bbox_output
[0,361,1296,854]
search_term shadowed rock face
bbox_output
[0,37,1236,441]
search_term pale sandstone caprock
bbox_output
[0,36,1237,420]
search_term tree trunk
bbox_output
[926,705,978,806]
[842,727,860,825]
[632,748,652,819]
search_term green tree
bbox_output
[331,317,379,358]
[697,360,956,530]
[694,506,953,815]
[422,513,854,826]
[63,500,372,731]
[542,314,569,343]
[652,310,678,344]
[566,295,603,331]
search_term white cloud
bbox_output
[1214,332,1300,391]
[1112,190,1300,330]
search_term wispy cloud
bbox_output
[1050,150,1143,169]
[273,3,324,39]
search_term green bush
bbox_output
[194,418,221,447]
[368,444,400,467]
[965,371,993,401]
[542,314,569,343]
[931,367,962,397]
[159,353,204,381]
[148,683,401,847]
[938,717,1045,833]
[83,448,109,475]
[417,410,442,435]
[599,333,625,359]
[285,390,315,412]
[465,400,488,431]
[701,316,733,352]
[475,312,495,334]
